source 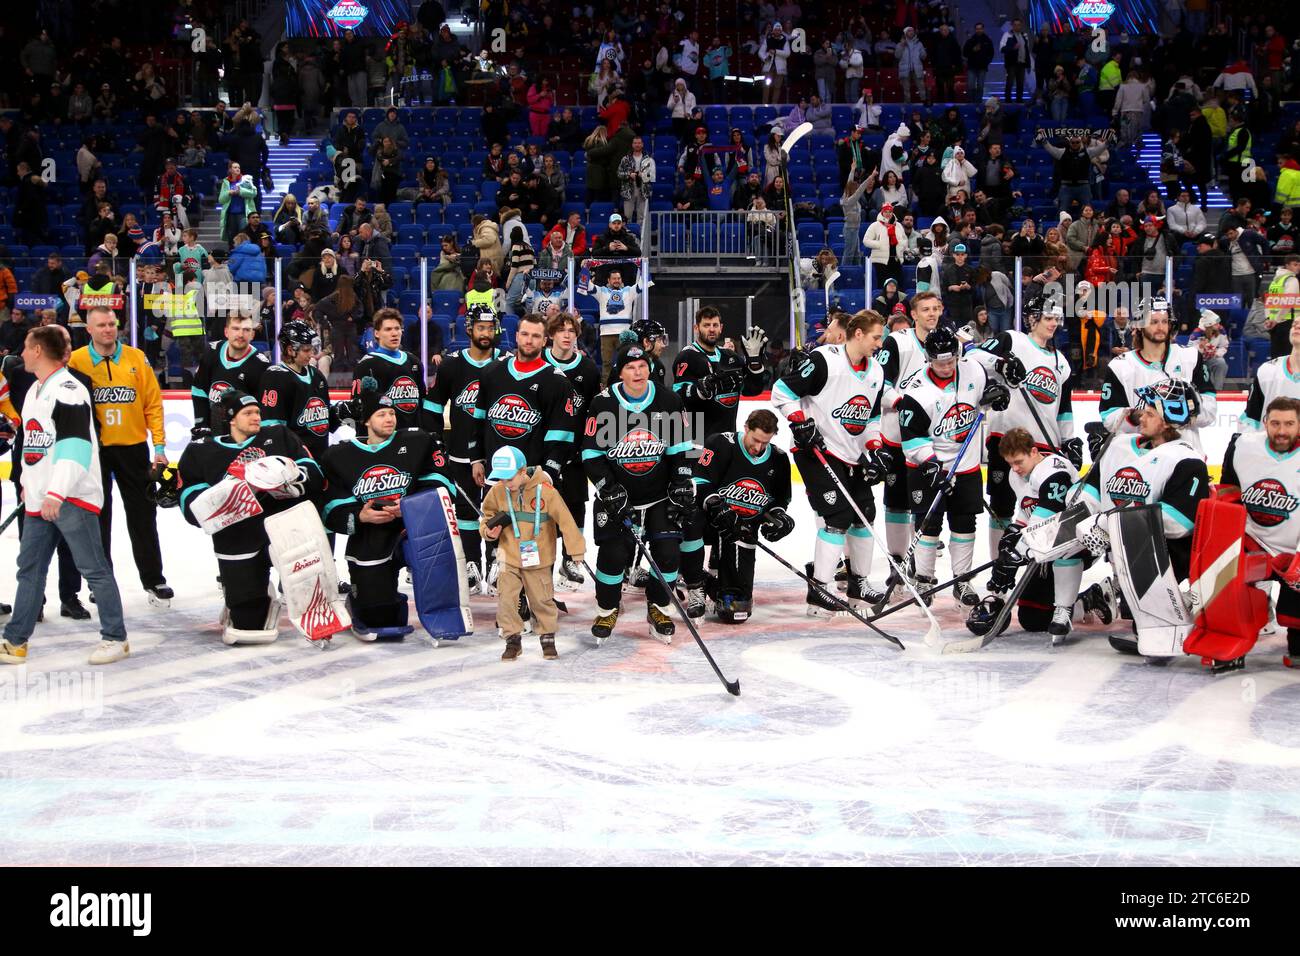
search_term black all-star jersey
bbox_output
[582,381,693,505]
[546,347,601,468]
[321,430,453,563]
[471,356,577,479]
[694,430,792,519]
[177,424,323,557]
[426,347,505,463]
[192,342,270,431]
[258,362,332,462]
[671,341,765,443]
[351,348,434,433]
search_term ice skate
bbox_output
[557,558,585,591]
[952,581,980,607]
[1080,579,1117,625]
[647,604,674,643]
[834,557,850,592]
[1048,605,1074,645]
[914,575,938,607]
[483,560,500,597]
[591,607,619,644]
[623,565,650,592]
[678,584,706,619]
[805,565,846,618]
[846,573,885,611]
[146,584,174,609]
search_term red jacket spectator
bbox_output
[545,216,588,256]
[598,96,631,137]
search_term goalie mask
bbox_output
[1131,295,1170,330]
[1135,379,1194,426]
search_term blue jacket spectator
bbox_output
[229,236,268,283]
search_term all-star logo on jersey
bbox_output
[22,418,52,466]
[387,376,420,414]
[936,402,977,443]
[831,394,874,436]
[610,428,665,475]
[1020,495,1039,514]
[1105,465,1151,504]
[454,380,480,410]
[1241,478,1300,527]
[353,463,411,501]
[92,385,137,404]
[488,394,542,439]
[1024,366,1060,405]
[209,380,233,404]
[298,396,330,436]
[720,478,770,518]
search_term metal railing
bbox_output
[646,209,789,273]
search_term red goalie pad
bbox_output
[1183,497,1272,663]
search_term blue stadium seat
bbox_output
[415,205,442,228]
[691,223,718,253]
[398,224,425,246]
[388,201,413,222]
[432,290,462,314]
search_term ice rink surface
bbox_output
[2,488,1299,867]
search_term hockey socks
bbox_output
[914,533,940,579]
[950,532,976,578]
[845,526,875,581]
[1054,558,1086,616]
[988,515,1010,559]
[884,510,911,559]
[814,527,845,584]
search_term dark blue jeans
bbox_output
[4,503,126,647]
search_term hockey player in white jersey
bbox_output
[1077,379,1211,659]
[1219,396,1300,667]
[772,309,889,616]
[1097,296,1216,454]
[875,290,943,599]
[897,324,1011,605]
[1240,320,1300,432]
[966,294,1081,556]
[966,427,1113,642]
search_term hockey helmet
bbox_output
[1134,378,1195,426]
[149,465,181,509]
[1131,295,1170,329]
[923,324,960,362]
[278,319,316,352]
[465,303,501,339]
[630,318,668,344]
[917,236,934,256]
[966,595,1008,637]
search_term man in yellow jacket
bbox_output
[68,306,173,607]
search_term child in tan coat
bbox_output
[481,446,586,661]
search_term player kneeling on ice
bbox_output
[480,446,587,660]
[322,378,459,641]
[966,427,1114,643]
[1193,396,1300,673]
[771,309,889,618]
[179,388,328,645]
[1071,380,1210,663]
[898,324,1011,606]
[679,409,794,622]
[583,344,694,643]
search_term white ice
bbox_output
[1,485,1299,866]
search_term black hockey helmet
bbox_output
[1135,378,1194,427]
[149,465,181,509]
[917,236,933,256]
[1023,292,1064,327]
[465,302,501,339]
[923,324,960,362]
[630,318,668,343]
[278,319,315,351]
[966,595,1007,637]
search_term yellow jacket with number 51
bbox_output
[67,342,166,455]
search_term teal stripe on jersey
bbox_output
[772,379,798,402]
[544,429,574,443]
[902,438,930,452]
[190,386,205,398]
[426,401,445,414]
[323,496,358,519]
[1163,501,1195,531]
[666,441,693,455]
[52,436,92,470]
[581,448,606,461]
[179,481,210,511]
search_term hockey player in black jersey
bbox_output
[679,408,794,622]
[582,344,694,642]
[258,320,334,462]
[470,313,577,488]
[671,305,768,444]
[322,379,454,638]
[178,389,324,644]
[620,318,670,386]
[545,311,600,589]
[351,307,436,434]
[191,314,270,435]
[425,304,506,594]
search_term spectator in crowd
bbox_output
[964,23,994,104]
[1001,19,1031,104]
[1191,311,1230,390]
[758,23,790,105]
[931,24,962,103]
[895,27,927,106]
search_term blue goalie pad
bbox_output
[347,594,415,640]
[400,487,474,640]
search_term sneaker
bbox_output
[846,574,885,611]
[501,633,522,661]
[591,607,619,642]
[466,560,483,594]
[1080,579,1117,625]
[679,584,706,619]
[557,557,585,591]
[540,633,557,660]
[953,581,980,607]
[1048,605,1073,644]
[88,640,129,665]
[146,584,173,608]
[647,604,674,642]
[0,640,28,664]
[60,598,91,621]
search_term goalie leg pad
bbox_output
[348,592,413,640]
[1183,498,1271,664]
[220,563,280,645]
[1107,507,1191,657]
[400,488,472,641]
[265,501,351,642]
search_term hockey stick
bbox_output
[1016,382,1064,457]
[751,536,904,648]
[0,504,20,536]
[865,558,997,624]
[903,410,986,575]
[625,518,741,696]
[810,446,943,646]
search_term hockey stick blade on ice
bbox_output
[752,537,904,649]
[866,558,997,625]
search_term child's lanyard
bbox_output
[505,483,544,541]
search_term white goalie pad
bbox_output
[244,455,306,500]
[191,476,264,534]
[1107,507,1191,657]
[222,584,281,645]
[265,501,351,641]
[1020,501,1092,562]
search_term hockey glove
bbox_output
[0,418,13,456]
[715,368,745,395]
[597,481,630,522]
[740,326,769,371]
[987,557,1020,594]
[997,526,1029,567]
[190,424,213,441]
[704,494,739,536]
[997,354,1027,388]
[667,478,697,528]
[789,415,825,453]
[761,506,795,542]
[919,458,952,496]
[862,446,893,485]
[693,374,718,401]
[1062,437,1084,470]
[980,381,1011,411]
[1085,422,1108,462]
